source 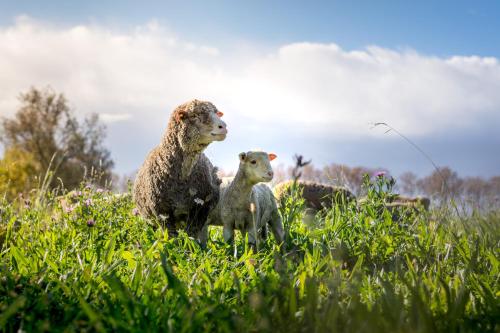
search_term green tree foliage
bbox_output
[0,87,114,192]
[0,147,39,200]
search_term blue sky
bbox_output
[0,1,499,178]
[1,0,499,56]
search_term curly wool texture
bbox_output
[133,100,222,236]
[273,180,356,211]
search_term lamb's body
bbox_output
[133,100,227,236]
[222,180,283,246]
[200,151,284,247]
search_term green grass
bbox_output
[1,178,499,332]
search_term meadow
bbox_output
[0,176,499,332]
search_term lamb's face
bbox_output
[239,151,277,184]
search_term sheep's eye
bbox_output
[250,160,257,165]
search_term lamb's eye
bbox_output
[250,160,257,165]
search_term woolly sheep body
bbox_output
[357,195,431,211]
[387,195,431,211]
[133,100,227,237]
[273,180,356,212]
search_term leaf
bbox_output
[0,296,26,328]
[160,251,188,304]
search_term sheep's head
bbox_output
[169,99,227,151]
[238,151,277,184]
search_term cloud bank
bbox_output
[1,17,499,174]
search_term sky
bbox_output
[0,1,499,178]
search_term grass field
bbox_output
[1,177,499,332]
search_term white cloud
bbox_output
[1,17,499,173]
[99,113,132,123]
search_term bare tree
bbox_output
[462,177,489,209]
[399,171,418,196]
[417,167,462,202]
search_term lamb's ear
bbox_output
[268,153,277,161]
[239,152,247,161]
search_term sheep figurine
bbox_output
[133,99,227,237]
[200,151,284,249]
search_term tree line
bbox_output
[264,163,500,211]
[2,87,499,211]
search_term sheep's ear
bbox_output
[216,111,224,117]
[175,110,189,122]
[268,153,277,161]
[239,152,246,161]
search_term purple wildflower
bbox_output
[96,188,104,194]
[132,208,140,216]
[84,198,93,207]
[72,191,83,197]
[87,219,95,227]
[65,205,75,213]
[374,171,386,178]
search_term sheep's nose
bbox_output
[268,171,274,177]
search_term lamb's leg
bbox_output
[269,210,285,244]
[223,221,235,244]
[259,208,272,242]
[260,225,268,241]
[245,223,259,252]
[197,223,209,248]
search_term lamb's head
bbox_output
[169,99,227,151]
[238,151,277,184]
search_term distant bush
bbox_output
[0,147,39,201]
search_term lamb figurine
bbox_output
[200,151,284,249]
[133,99,227,237]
